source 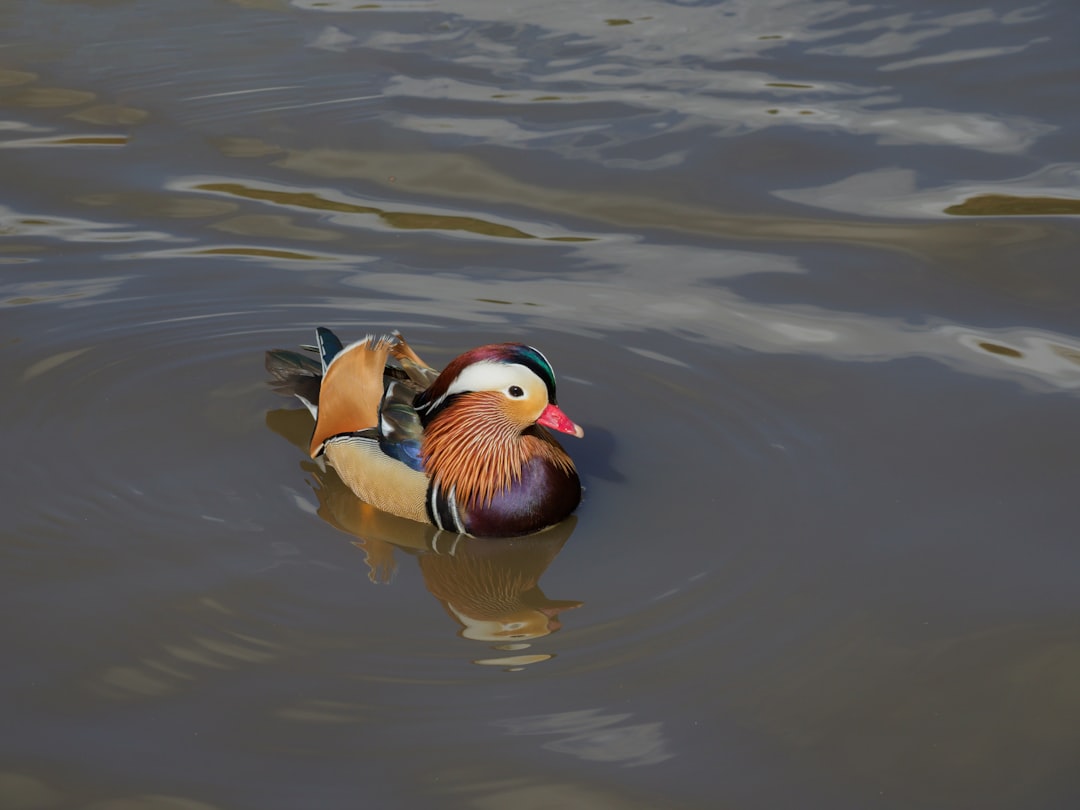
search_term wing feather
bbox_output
[309,336,393,457]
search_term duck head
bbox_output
[415,343,584,439]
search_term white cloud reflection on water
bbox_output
[493,708,674,767]
[74,168,1073,397]
[116,163,1080,394]
[775,164,1080,219]
[332,240,1080,394]
[378,75,1050,157]
[0,205,179,245]
[878,40,1048,72]
[291,0,1054,157]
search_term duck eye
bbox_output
[508,385,525,398]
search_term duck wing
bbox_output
[377,379,426,472]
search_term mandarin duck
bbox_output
[266,328,584,537]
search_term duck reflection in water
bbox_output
[266,405,583,657]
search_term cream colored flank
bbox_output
[324,436,430,524]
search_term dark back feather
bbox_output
[265,349,322,405]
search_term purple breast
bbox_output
[463,457,581,537]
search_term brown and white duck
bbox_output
[266,327,584,537]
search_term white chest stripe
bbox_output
[447,484,465,534]
[429,478,444,531]
[429,478,467,535]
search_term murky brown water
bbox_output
[3,0,1080,808]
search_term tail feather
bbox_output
[265,349,322,415]
[315,326,345,373]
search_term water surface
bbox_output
[3,1,1080,808]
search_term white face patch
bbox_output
[444,361,545,400]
